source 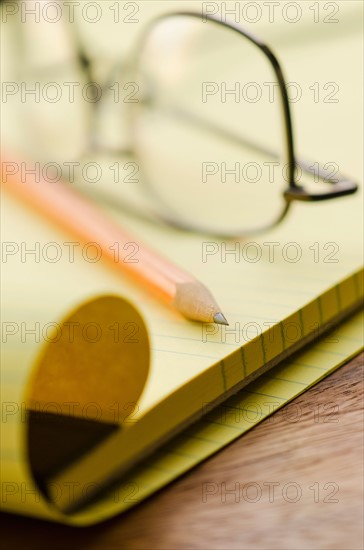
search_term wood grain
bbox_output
[1,352,363,550]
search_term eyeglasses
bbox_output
[9,9,359,236]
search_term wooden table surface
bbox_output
[1,352,363,550]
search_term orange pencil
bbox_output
[1,153,228,325]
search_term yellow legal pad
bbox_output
[66,309,364,525]
[1,173,363,523]
[1,309,362,525]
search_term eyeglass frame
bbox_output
[135,11,358,198]
[74,10,359,235]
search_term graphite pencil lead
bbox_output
[213,312,229,326]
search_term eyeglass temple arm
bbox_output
[152,103,358,202]
[284,158,358,202]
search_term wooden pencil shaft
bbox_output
[1,155,224,323]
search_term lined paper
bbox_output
[52,310,364,525]
[1,182,362,522]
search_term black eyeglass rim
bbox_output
[141,10,358,207]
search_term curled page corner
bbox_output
[1,294,150,521]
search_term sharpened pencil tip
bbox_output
[214,312,229,326]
